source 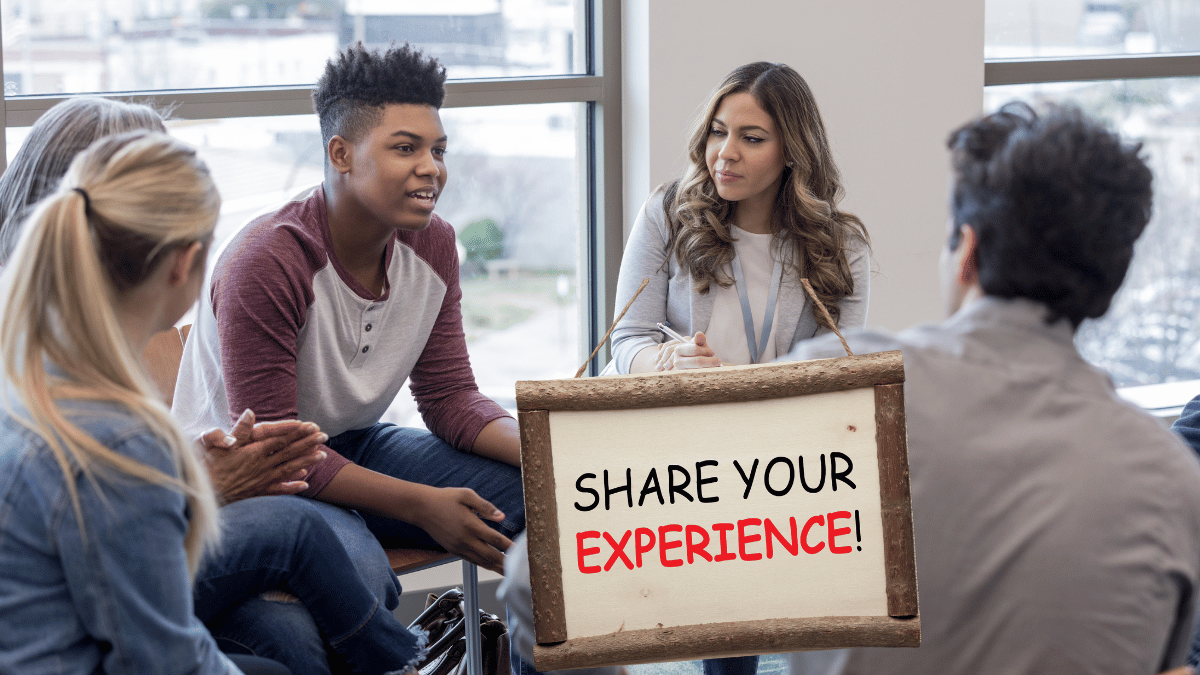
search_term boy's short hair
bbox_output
[312,42,447,146]
[946,101,1153,328]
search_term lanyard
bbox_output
[731,249,783,364]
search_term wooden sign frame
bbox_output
[516,350,919,670]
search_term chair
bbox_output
[143,325,485,675]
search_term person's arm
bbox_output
[404,221,515,463]
[315,463,511,573]
[611,188,677,374]
[209,226,352,497]
[828,233,871,332]
[471,416,520,466]
[59,433,233,674]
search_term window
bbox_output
[2,0,585,95]
[1,1,623,414]
[986,0,1200,390]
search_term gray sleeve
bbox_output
[609,190,673,374]
[778,328,902,363]
[824,233,870,334]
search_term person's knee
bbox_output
[207,597,332,675]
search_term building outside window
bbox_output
[985,0,1200,407]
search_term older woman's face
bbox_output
[705,92,787,208]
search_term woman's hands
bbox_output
[412,486,512,574]
[199,409,328,503]
[654,331,722,371]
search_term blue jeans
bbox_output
[195,496,419,675]
[326,424,526,546]
[704,656,758,675]
[227,654,293,675]
[1188,613,1200,667]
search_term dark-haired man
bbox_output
[786,103,1200,674]
[173,40,523,659]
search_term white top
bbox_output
[706,225,780,365]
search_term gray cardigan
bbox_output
[608,186,870,374]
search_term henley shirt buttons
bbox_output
[365,324,373,332]
[362,346,370,354]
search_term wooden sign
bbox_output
[515,351,919,670]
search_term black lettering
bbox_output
[734,459,759,499]
[831,452,856,490]
[696,460,719,503]
[638,468,664,506]
[667,464,694,503]
[574,473,599,511]
[799,454,826,493]
[764,457,795,496]
[604,468,633,509]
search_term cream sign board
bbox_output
[516,351,920,670]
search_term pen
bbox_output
[656,322,690,343]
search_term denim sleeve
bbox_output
[1171,394,1200,460]
[56,432,233,675]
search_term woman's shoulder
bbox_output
[0,398,168,475]
[635,182,677,232]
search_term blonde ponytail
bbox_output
[1,130,221,575]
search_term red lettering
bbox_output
[801,515,826,554]
[828,510,853,554]
[602,530,633,571]
[634,527,656,567]
[577,531,601,573]
[765,517,798,558]
[737,518,763,561]
[658,524,684,567]
[713,522,736,561]
[685,524,712,563]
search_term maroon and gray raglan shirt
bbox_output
[172,186,510,496]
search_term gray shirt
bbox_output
[785,297,1200,675]
[608,186,870,374]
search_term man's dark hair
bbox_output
[946,101,1153,328]
[312,42,447,146]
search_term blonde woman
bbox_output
[0,130,238,672]
[0,98,433,675]
[0,130,424,675]
[609,62,870,375]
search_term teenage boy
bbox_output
[173,42,523,574]
[781,103,1200,674]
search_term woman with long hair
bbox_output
[0,130,234,671]
[609,62,870,375]
[0,128,427,675]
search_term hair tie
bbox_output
[73,187,91,213]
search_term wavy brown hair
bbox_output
[668,62,868,324]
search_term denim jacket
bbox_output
[0,394,237,674]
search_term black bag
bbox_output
[408,588,510,675]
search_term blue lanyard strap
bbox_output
[731,250,783,364]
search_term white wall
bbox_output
[622,0,985,331]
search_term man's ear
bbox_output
[167,241,205,288]
[328,135,352,174]
[955,223,980,286]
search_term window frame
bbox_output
[0,0,623,374]
[984,30,1200,410]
